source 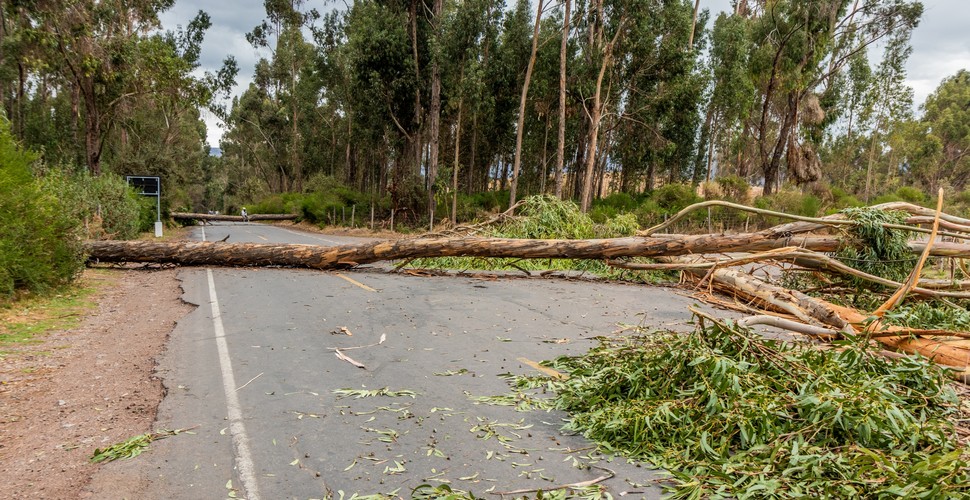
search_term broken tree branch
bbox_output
[736,315,840,337]
[640,200,970,241]
[608,246,970,298]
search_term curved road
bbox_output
[91,221,713,499]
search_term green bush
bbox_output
[0,123,84,301]
[37,169,143,240]
[893,186,928,204]
[870,185,928,206]
[597,212,639,237]
[754,189,822,218]
[588,193,640,223]
[714,175,751,204]
[829,186,864,211]
[650,182,702,213]
[633,199,663,227]
[249,177,372,226]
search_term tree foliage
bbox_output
[6,0,965,223]
[0,118,83,300]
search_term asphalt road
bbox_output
[92,221,718,499]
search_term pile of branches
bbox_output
[535,312,969,498]
[604,192,970,382]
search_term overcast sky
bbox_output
[159,0,970,146]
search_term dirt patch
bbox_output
[0,267,192,499]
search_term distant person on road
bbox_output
[241,207,249,222]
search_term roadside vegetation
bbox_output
[0,119,147,306]
[0,271,110,357]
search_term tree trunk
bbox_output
[428,0,443,221]
[763,92,797,194]
[509,0,544,212]
[84,232,970,272]
[410,0,423,177]
[693,265,970,378]
[170,213,298,222]
[452,99,462,226]
[469,111,479,193]
[83,93,103,176]
[580,19,623,212]
[554,0,571,199]
[540,112,550,194]
[687,0,701,49]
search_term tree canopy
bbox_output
[5,0,968,220]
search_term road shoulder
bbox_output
[0,267,192,499]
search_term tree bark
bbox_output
[85,229,970,272]
[452,99,462,225]
[170,212,298,222]
[428,0,443,221]
[509,0,544,212]
[580,23,621,212]
[687,0,701,49]
[554,0,571,199]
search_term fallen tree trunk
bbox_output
[85,231,970,271]
[84,232,833,269]
[170,212,298,222]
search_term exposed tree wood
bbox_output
[170,212,298,222]
[825,302,970,383]
[686,267,853,331]
[737,315,840,338]
[609,246,970,298]
[689,263,970,381]
[81,234,805,269]
[86,226,970,273]
[81,229,858,271]
[649,233,970,258]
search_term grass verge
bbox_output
[0,269,114,358]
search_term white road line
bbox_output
[202,229,261,500]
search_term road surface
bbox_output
[91,222,716,499]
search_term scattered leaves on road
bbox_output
[89,426,197,463]
[333,387,419,399]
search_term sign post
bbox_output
[125,176,162,237]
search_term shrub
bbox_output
[829,186,864,211]
[597,212,639,237]
[0,123,84,301]
[589,192,639,223]
[893,186,928,204]
[754,189,821,218]
[633,199,663,227]
[37,169,143,240]
[715,175,752,204]
[593,192,639,211]
[650,182,701,213]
